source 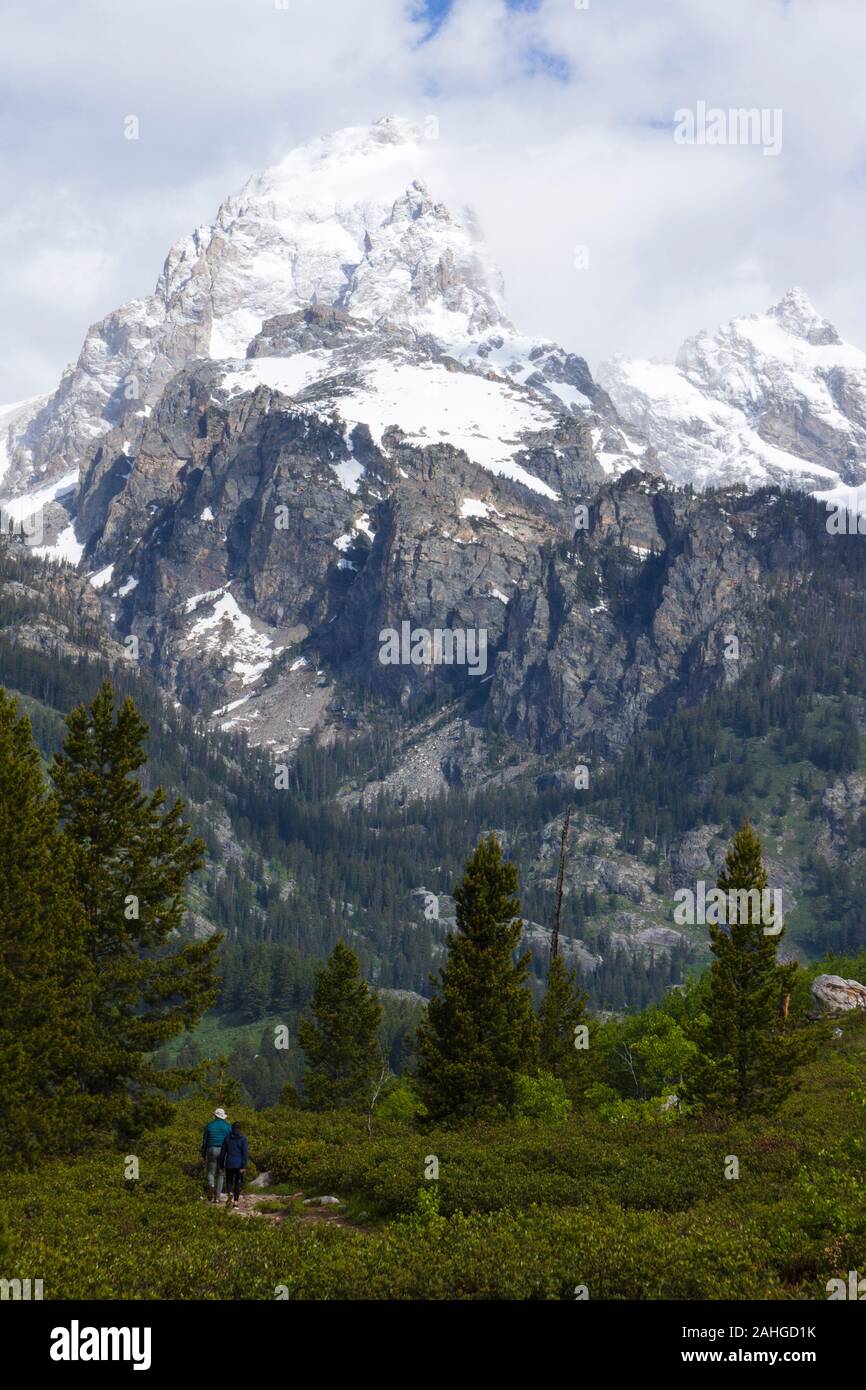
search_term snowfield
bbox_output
[219,354,560,498]
[184,588,282,687]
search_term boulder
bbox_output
[811,974,866,1016]
[249,1171,273,1189]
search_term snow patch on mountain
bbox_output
[460,498,495,519]
[0,468,83,563]
[1,467,78,522]
[330,457,365,494]
[33,523,85,566]
[334,513,375,553]
[218,352,560,497]
[89,563,115,590]
[184,588,282,686]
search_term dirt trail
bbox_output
[204,1189,364,1229]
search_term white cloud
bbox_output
[1,0,865,400]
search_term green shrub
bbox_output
[376,1079,425,1125]
[513,1071,572,1125]
[7,1023,866,1300]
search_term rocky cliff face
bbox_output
[71,351,837,775]
[67,294,612,721]
[486,476,823,755]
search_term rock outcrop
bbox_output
[811,974,866,1015]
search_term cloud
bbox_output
[1,0,865,400]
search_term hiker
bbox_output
[219,1121,249,1209]
[201,1107,232,1203]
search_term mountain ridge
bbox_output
[0,115,638,506]
[598,286,866,501]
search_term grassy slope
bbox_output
[9,1010,866,1300]
[160,1014,287,1061]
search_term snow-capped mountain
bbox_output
[598,288,866,505]
[0,115,637,510]
[6,115,864,763]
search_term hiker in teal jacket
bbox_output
[201,1108,232,1202]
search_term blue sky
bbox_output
[415,0,455,38]
[416,0,542,37]
[1,0,865,401]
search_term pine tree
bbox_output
[239,959,270,1021]
[682,819,809,1114]
[538,954,593,1099]
[415,835,539,1121]
[50,681,219,1134]
[0,691,96,1159]
[298,940,382,1110]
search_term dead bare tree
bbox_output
[366,1051,391,1138]
[614,1041,643,1099]
[551,805,572,962]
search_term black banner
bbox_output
[7,1298,859,1375]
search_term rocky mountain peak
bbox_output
[0,116,510,498]
[599,289,866,495]
[262,113,422,180]
[766,286,841,346]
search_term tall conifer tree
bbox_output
[0,691,94,1158]
[298,939,382,1109]
[415,835,539,1121]
[50,681,218,1133]
[539,954,593,1099]
[682,820,809,1114]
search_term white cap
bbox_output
[214,1107,228,1120]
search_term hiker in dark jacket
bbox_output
[219,1122,249,1208]
[201,1108,232,1203]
